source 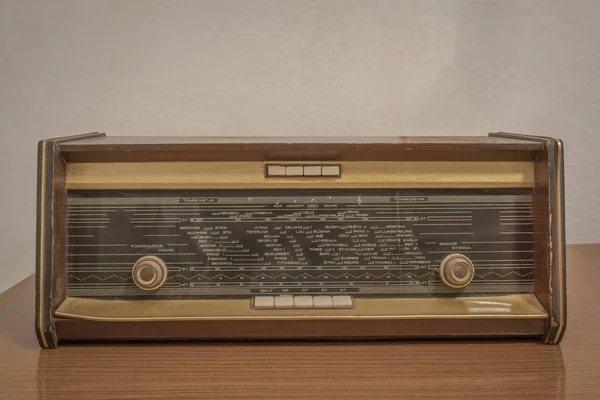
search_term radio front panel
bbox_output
[35,133,566,347]
[67,189,535,299]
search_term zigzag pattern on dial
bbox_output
[67,270,533,283]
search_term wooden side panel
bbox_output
[489,132,566,344]
[35,140,53,348]
[35,132,106,348]
[552,139,567,343]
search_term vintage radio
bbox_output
[35,133,566,348]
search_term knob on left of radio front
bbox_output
[132,256,168,291]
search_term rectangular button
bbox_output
[253,296,274,309]
[266,165,286,176]
[303,166,322,176]
[321,165,340,177]
[313,295,333,308]
[293,295,314,308]
[285,166,304,176]
[332,295,353,308]
[274,295,294,308]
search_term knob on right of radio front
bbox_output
[439,254,475,289]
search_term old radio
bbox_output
[35,133,566,348]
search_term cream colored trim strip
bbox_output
[66,161,535,190]
[56,294,548,322]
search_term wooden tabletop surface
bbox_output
[1,244,599,399]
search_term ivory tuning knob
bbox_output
[132,256,168,291]
[439,254,475,289]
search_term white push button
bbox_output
[274,295,294,308]
[253,296,274,309]
[285,166,304,176]
[303,166,322,176]
[321,165,340,177]
[266,165,286,176]
[313,295,333,308]
[293,296,314,308]
[332,295,353,308]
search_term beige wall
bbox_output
[1,0,599,293]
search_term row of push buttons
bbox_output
[253,295,354,309]
[266,164,341,177]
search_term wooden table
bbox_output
[1,244,599,399]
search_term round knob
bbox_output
[132,256,167,291]
[439,254,475,289]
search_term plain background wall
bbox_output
[1,0,599,293]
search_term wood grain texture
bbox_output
[1,244,599,399]
[58,135,542,163]
[58,135,544,150]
